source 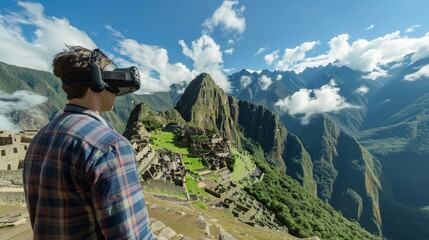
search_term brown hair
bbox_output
[52,46,113,100]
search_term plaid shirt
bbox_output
[23,104,153,240]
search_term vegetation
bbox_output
[186,175,212,198]
[313,160,338,202]
[142,116,163,131]
[245,156,380,240]
[150,131,185,152]
[150,131,205,172]
[194,200,209,211]
[380,196,429,240]
[230,147,256,182]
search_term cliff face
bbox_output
[283,133,317,195]
[235,100,287,168]
[295,115,383,235]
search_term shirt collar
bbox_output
[64,104,111,128]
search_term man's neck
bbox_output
[69,97,101,114]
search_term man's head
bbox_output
[52,46,113,100]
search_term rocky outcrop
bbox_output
[219,227,236,240]
[235,100,288,169]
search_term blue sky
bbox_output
[1,0,429,94]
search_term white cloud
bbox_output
[276,74,282,81]
[254,47,267,56]
[265,41,320,72]
[203,0,246,35]
[275,80,356,124]
[245,69,262,74]
[355,85,369,95]
[223,67,236,73]
[0,90,47,131]
[406,24,422,33]
[224,48,234,55]
[362,70,388,80]
[365,24,375,31]
[265,31,429,80]
[177,87,187,94]
[228,39,235,45]
[104,24,124,38]
[179,34,231,92]
[404,64,429,81]
[108,25,231,93]
[111,36,196,94]
[240,75,252,88]
[259,75,272,90]
[0,1,96,71]
[264,50,279,65]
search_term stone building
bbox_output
[140,149,186,187]
[0,130,36,170]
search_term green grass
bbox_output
[186,175,212,198]
[183,156,206,171]
[149,130,216,198]
[203,172,220,181]
[230,147,256,182]
[150,131,206,171]
[194,200,209,211]
[150,131,189,154]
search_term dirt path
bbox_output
[0,203,31,240]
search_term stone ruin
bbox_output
[0,130,36,170]
[129,131,187,198]
[140,149,186,187]
[174,126,233,171]
[128,125,285,232]
[203,167,287,233]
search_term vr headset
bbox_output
[60,49,140,96]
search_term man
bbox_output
[23,46,153,239]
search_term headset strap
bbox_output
[61,71,127,85]
[61,71,91,85]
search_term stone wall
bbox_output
[0,170,23,180]
[0,130,34,170]
[0,145,21,170]
[0,169,24,202]
[137,149,157,173]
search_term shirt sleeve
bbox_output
[90,139,153,240]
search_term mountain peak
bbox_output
[174,72,238,142]
[192,72,216,86]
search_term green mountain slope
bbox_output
[295,115,382,235]
[246,155,379,239]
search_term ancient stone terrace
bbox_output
[0,130,36,170]
[132,139,186,188]
[203,167,287,232]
